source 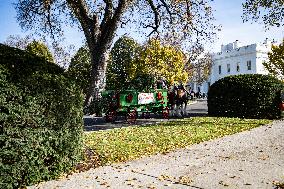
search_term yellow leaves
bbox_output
[272,180,284,188]
[147,185,157,189]
[265,38,284,79]
[158,174,173,181]
[177,176,193,185]
[139,39,188,83]
[107,37,189,90]
[158,174,192,185]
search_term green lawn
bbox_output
[81,117,271,169]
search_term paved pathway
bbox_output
[29,119,284,189]
[186,99,208,117]
[84,99,208,132]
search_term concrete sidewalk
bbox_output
[29,119,284,189]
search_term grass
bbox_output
[80,117,271,170]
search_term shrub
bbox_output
[208,74,284,119]
[0,44,84,189]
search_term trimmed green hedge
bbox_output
[0,44,84,189]
[208,74,284,119]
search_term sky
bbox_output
[211,0,283,51]
[0,0,283,54]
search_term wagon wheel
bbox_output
[162,107,170,119]
[126,108,137,124]
[105,110,117,123]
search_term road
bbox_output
[84,99,208,132]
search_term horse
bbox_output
[168,84,191,117]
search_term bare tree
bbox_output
[52,42,75,68]
[188,52,212,85]
[15,0,217,106]
[4,34,33,50]
[4,35,74,68]
[187,43,205,65]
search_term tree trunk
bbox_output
[84,44,109,107]
[83,0,126,107]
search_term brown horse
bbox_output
[168,84,190,117]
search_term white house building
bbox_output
[191,39,275,95]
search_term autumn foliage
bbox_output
[106,37,189,91]
[139,39,188,84]
[263,39,284,80]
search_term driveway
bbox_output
[84,99,208,132]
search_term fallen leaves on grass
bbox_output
[75,148,102,172]
[81,117,270,171]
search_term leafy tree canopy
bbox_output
[242,0,284,28]
[67,46,91,94]
[140,39,188,84]
[263,39,284,80]
[106,36,142,90]
[106,37,189,91]
[26,40,54,62]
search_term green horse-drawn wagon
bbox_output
[101,89,170,123]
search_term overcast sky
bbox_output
[0,0,283,53]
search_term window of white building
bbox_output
[218,65,222,74]
[247,60,252,70]
[236,63,240,72]
[227,64,230,73]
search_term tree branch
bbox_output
[67,0,90,22]
[159,0,173,23]
[100,0,114,29]
[66,0,96,45]
[98,0,127,49]
[146,0,160,35]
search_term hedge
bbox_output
[0,44,84,189]
[208,74,284,119]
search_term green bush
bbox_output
[0,44,84,189]
[208,74,284,119]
